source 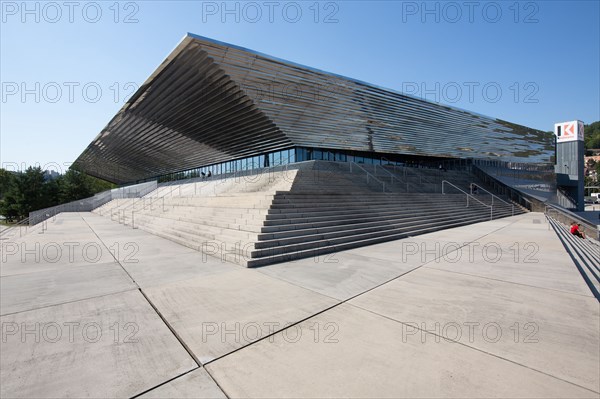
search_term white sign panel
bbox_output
[554,120,584,143]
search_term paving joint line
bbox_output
[204,217,524,367]
[348,302,600,395]
[80,213,207,383]
[422,266,596,298]
[0,288,138,317]
[129,367,201,399]
[0,260,120,279]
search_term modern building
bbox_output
[73,33,554,185]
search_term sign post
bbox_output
[554,120,585,211]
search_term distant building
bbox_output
[43,170,60,181]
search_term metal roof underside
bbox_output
[73,34,554,184]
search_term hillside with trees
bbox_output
[0,168,114,222]
[585,121,600,150]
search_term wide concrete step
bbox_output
[264,205,499,225]
[265,201,482,221]
[270,194,464,205]
[132,224,252,266]
[254,209,517,252]
[104,202,269,220]
[162,205,267,217]
[263,207,470,230]
[267,198,475,214]
[149,198,273,209]
[259,207,516,239]
[160,210,265,229]
[246,215,501,267]
[547,217,600,299]
[128,210,265,233]
[121,213,258,242]
[251,210,515,259]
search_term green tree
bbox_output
[0,168,114,222]
[0,167,50,221]
[0,169,15,200]
[59,170,113,203]
[584,121,600,149]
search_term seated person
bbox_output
[570,222,586,239]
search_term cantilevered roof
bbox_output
[73,33,554,184]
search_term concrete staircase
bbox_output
[93,161,525,267]
[547,215,600,300]
[94,169,296,265]
[248,196,520,267]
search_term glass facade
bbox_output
[153,147,474,183]
[155,148,296,183]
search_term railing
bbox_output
[545,214,600,300]
[28,181,157,226]
[470,183,515,216]
[375,164,409,192]
[151,156,298,198]
[0,217,32,239]
[107,159,301,232]
[442,180,494,220]
[545,203,599,241]
[349,162,387,192]
[471,165,546,212]
[380,157,442,189]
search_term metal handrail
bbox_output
[349,162,386,192]
[380,154,443,184]
[374,164,408,192]
[386,163,444,187]
[471,164,547,212]
[545,203,599,241]
[470,183,514,216]
[5,217,31,238]
[442,180,493,220]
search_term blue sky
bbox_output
[1,0,599,173]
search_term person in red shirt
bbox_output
[570,222,586,239]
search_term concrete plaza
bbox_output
[1,212,598,398]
